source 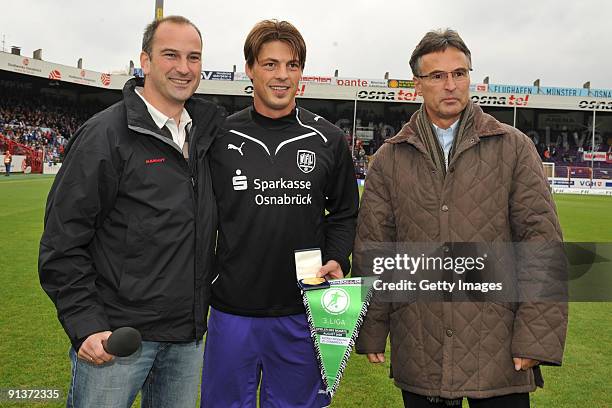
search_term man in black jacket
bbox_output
[38,16,224,408]
[200,20,359,407]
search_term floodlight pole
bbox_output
[351,98,357,159]
[591,109,596,183]
[155,0,164,20]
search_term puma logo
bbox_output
[227,142,245,156]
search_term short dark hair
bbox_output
[142,15,202,57]
[244,19,306,69]
[409,29,472,76]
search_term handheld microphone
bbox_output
[103,327,142,357]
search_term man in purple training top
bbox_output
[201,19,359,407]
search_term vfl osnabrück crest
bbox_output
[297,150,316,173]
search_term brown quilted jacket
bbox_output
[353,103,568,399]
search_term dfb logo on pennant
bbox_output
[297,150,316,173]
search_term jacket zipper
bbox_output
[188,126,199,338]
[129,123,201,336]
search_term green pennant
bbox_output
[300,277,373,397]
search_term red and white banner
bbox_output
[582,152,608,162]
[470,83,489,92]
[301,75,333,84]
[1,52,125,89]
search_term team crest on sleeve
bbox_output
[297,150,316,173]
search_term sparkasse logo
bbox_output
[232,169,248,191]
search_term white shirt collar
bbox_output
[432,119,460,134]
[134,87,192,130]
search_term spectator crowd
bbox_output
[0,82,101,163]
[1,80,609,172]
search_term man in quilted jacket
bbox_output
[353,29,567,408]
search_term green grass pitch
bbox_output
[0,174,610,407]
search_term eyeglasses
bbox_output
[415,68,472,83]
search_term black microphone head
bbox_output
[105,327,142,357]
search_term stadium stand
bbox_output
[0,80,104,163]
[0,51,610,188]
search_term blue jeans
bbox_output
[67,340,203,408]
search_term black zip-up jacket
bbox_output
[39,78,224,350]
[210,106,359,316]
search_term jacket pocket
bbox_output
[118,216,160,303]
[479,302,530,388]
[123,216,147,263]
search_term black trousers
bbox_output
[402,391,530,408]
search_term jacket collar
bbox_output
[386,102,506,149]
[134,86,192,131]
[122,77,220,137]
